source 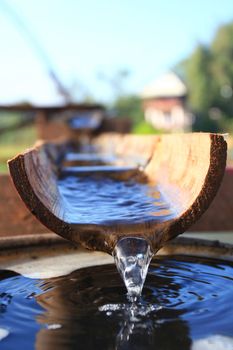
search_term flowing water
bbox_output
[57,174,176,225]
[113,237,153,298]
[1,256,233,349]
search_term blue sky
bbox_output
[0,0,232,105]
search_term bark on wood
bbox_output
[8,133,227,254]
[0,174,50,237]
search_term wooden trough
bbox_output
[8,133,227,254]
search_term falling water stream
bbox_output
[113,237,153,298]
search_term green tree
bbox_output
[177,21,233,132]
[211,22,233,117]
[186,45,213,113]
[112,95,144,125]
[99,68,145,127]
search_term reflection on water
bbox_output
[57,174,176,225]
[0,270,43,349]
[36,261,192,350]
[1,256,233,349]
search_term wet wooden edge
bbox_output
[8,133,227,254]
[0,233,68,251]
[0,234,233,263]
[162,236,233,262]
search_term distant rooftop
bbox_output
[141,72,187,99]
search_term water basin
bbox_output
[1,255,233,349]
[0,235,233,350]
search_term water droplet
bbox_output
[47,324,62,330]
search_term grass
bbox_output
[132,121,162,134]
[0,126,37,173]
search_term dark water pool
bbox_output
[1,256,233,349]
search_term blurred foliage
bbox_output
[0,113,23,128]
[0,118,36,172]
[103,68,157,132]
[176,21,233,132]
[112,95,144,125]
[133,121,161,134]
[112,94,161,134]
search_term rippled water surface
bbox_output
[1,256,233,349]
[58,175,175,224]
